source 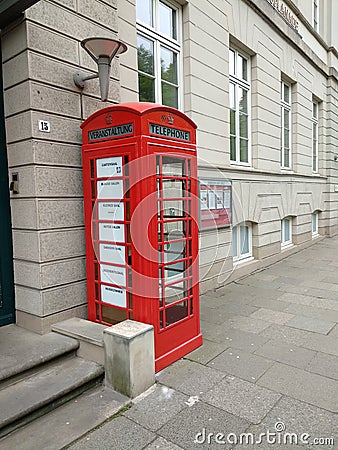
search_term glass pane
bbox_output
[312,214,318,233]
[162,82,178,108]
[283,109,290,129]
[284,126,290,149]
[136,0,152,26]
[229,83,235,109]
[283,147,290,167]
[137,35,154,75]
[312,102,318,119]
[162,200,185,217]
[162,156,185,176]
[238,55,248,81]
[230,109,236,135]
[283,219,290,242]
[239,114,248,138]
[229,50,235,76]
[240,226,249,255]
[232,226,238,257]
[138,74,155,102]
[159,1,176,39]
[161,47,177,84]
[165,302,188,325]
[162,179,185,198]
[240,139,249,163]
[283,83,290,103]
[230,136,236,161]
[239,88,248,113]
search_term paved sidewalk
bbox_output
[69,237,338,450]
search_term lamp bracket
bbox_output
[73,71,98,89]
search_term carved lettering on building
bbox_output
[266,0,299,31]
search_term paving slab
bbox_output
[236,396,338,450]
[257,362,338,412]
[201,376,281,424]
[226,315,271,334]
[124,385,188,431]
[158,401,250,450]
[249,297,291,312]
[145,437,184,449]
[184,339,229,365]
[284,304,338,323]
[254,339,317,370]
[311,298,338,312]
[250,308,295,325]
[207,348,273,382]
[286,315,335,335]
[205,327,269,354]
[306,352,338,381]
[0,386,129,450]
[68,416,155,450]
[278,292,316,306]
[329,324,338,338]
[259,324,311,346]
[156,359,225,396]
[301,333,338,356]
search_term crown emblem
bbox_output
[105,114,113,124]
[167,113,174,125]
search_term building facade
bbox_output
[1,0,338,332]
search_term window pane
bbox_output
[283,83,290,103]
[229,50,235,76]
[283,147,290,168]
[240,139,249,163]
[230,110,236,135]
[138,74,155,102]
[232,226,238,257]
[159,1,176,39]
[162,82,178,108]
[238,55,248,81]
[312,214,318,233]
[230,136,236,161]
[161,47,177,84]
[136,0,153,26]
[284,126,290,149]
[137,35,154,75]
[239,88,248,113]
[313,102,318,119]
[239,114,248,138]
[229,83,235,109]
[283,219,290,242]
[240,226,249,255]
[283,108,290,129]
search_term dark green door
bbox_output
[0,41,15,326]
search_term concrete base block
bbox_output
[103,320,155,398]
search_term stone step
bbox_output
[0,357,104,438]
[0,386,129,450]
[0,325,79,388]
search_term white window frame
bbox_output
[312,101,319,173]
[281,217,293,248]
[232,223,252,263]
[229,48,251,166]
[136,0,183,109]
[281,81,292,169]
[313,0,319,32]
[312,212,319,236]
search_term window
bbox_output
[136,0,181,108]
[229,48,250,165]
[312,212,319,236]
[281,81,291,169]
[312,102,319,173]
[281,217,292,247]
[313,0,319,31]
[232,223,252,262]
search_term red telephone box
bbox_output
[81,102,202,372]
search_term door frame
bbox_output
[0,40,15,326]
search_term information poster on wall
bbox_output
[199,179,232,230]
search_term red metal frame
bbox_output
[81,103,202,372]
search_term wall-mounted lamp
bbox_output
[73,37,128,102]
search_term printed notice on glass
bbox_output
[98,202,124,221]
[200,179,232,230]
[99,223,125,242]
[96,156,123,178]
[101,285,127,308]
[97,180,123,200]
[100,243,125,265]
[100,264,126,286]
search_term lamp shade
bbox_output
[81,37,128,64]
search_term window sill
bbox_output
[281,242,294,251]
[233,255,254,267]
[312,232,320,238]
[230,162,251,168]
